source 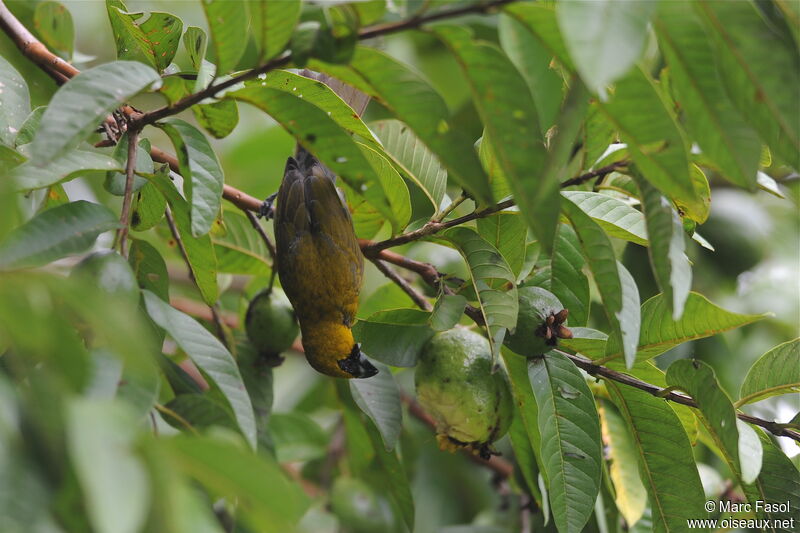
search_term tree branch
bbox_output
[370,258,433,311]
[127,0,518,131]
[0,1,78,80]
[558,350,800,442]
[362,160,628,254]
[115,129,139,257]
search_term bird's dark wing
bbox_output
[274,156,363,325]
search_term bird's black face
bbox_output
[338,343,379,378]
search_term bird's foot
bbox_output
[258,192,278,219]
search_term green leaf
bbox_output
[370,118,447,218]
[562,191,648,246]
[508,404,544,506]
[696,0,800,169]
[599,400,647,527]
[268,412,328,462]
[352,308,434,367]
[666,359,761,484]
[753,429,800,529]
[14,106,45,147]
[529,351,602,533]
[604,292,768,364]
[436,25,557,248]
[212,209,271,276]
[310,47,492,205]
[612,261,642,369]
[182,26,206,70]
[559,327,608,359]
[105,134,151,195]
[476,133,511,202]
[163,393,238,433]
[156,118,223,237]
[143,291,255,449]
[358,143,411,235]
[477,212,527,279]
[106,0,156,68]
[364,419,415,530]
[201,0,248,74]
[0,55,31,147]
[34,1,74,60]
[128,238,169,302]
[106,4,181,72]
[502,349,544,475]
[250,0,301,61]
[562,198,635,366]
[350,360,402,451]
[503,3,574,72]
[528,223,591,327]
[12,149,122,190]
[655,3,760,190]
[31,60,160,164]
[442,227,518,359]
[137,12,183,71]
[258,70,380,149]
[636,177,691,320]
[498,12,563,134]
[556,0,655,95]
[429,293,467,332]
[164,435,309,533]
[598,67,701,221]
[0,200,119,270]
[145,169,218,304]
[230,85,393,220]
[584,102,617,167]
[738,339,800,406]
[67,398,150,533]
[130,181,166,232]
[606,383,707,532]
[192,99,239,139]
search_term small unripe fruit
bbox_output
[245,288,299,358]
[504,286,572,357]
[415,328,513,458]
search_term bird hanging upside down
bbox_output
[269,72,377,379]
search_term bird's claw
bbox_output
[258,192,278,219]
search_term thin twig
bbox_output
[432,191,468,223]
[115,129,139,257]
[0,1,78,79]
[358,0,516,40]
[558,350,800,442]
[363,161,628,254]
[127,0,517,130]
[243,209,277,261]
[370,258,433,311]
[170,297,239,329]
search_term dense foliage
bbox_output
[0,1,798,532]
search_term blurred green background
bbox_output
[1,2,797,531]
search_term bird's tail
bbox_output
[297,69,370,117]
[291,70,370,174]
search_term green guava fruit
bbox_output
[71,250,138,303]
[504,286,572,357]
[330,477,395,533]
[415,328,513,458]
[245,287,299,357]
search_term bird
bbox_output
[269,71,377,379]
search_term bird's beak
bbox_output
[339,343,379,379]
